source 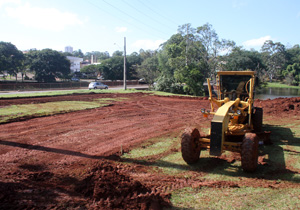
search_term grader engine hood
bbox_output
[210,101,236,156]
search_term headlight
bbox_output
[201,108,205,114]
[237,110,242,115]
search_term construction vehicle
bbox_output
[181,71,268,172]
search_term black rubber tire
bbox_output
[252,107,263,132]
[181,127,201,164]
[241,133,259,172]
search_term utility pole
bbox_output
[186,24,189,66]
[123,37,127,90]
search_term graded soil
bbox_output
[0,92,300,209]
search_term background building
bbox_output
[65,46,73,53]
[66,56,83,72]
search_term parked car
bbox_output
[71,77,80,82]
[138,78,146,84]
[88,82,108,90]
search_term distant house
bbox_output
[66,56,83,73]
[80,60,91,68]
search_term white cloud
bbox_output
[115,26,128,33]
[5,3,84,31]
[243,36,273,48]
[132,39,165,51]
[0,0,21,8]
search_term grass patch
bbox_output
[122,137,175,159]
[170,187,300,209]
[0,89,143,99]
[0,89,204,99]
[265,82,300,89]
[93,97,128,103]
[0,99,115,123]
[156,153,188,175]
[149,91,201,97]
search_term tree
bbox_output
[155,26,209,95]
[72,49,84,58]
[126,52,142,80]
[62,52,73,56]
[84,51,110,63]
[98,51,110,60]
[283,63,300,85]
[196,23,235,76]
[136,52,159,87]
[261,40,286,82]
[100,56,124,80]
[222,47,265,77]
[27,49,70,82]
[286,44,300,66]
[80,64,101,78]
[20,53,31,82]
[177,23,196,66]
[112,50,123,57]
[0,41,24,81]
[93,51,141,81]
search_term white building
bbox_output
[66,56,83,73]
[65,46,73,53]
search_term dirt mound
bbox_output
[255,97,300,115]
[76,160,171,210]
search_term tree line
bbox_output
[0,46,71,82]
[136,23,300,95]
[1,23,300,95]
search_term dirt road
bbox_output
[1,93,299,209]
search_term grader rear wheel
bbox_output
[241,133,259,172]
[181,127,201,164]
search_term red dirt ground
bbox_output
[1,93,300,209]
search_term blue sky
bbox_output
[1,0,299,55]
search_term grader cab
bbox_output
[181,71,268,172]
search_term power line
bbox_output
[85,0,167,40]
[101,0,171,37]
[137,0,179,27]
[121,0,175,31]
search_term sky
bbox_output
[1,0,300,56]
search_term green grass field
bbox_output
[122,115,300,209]
[266,82,300,89]
[122,123,300,209]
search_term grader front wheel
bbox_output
[181,127,201,164]
[241,133,259,172]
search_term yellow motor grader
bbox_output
[181,71,267,172]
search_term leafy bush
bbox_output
[154,76,187,94]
